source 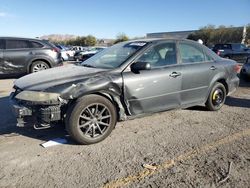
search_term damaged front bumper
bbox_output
[10,91,64,129]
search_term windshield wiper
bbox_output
[82,64,96,68]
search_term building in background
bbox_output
[147,30,196,39]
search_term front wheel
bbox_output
[206,82,226,111]
[66,94,117,145]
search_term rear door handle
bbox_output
[170,72,181,78]
[210,66,217,70]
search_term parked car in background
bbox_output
[212,43,250,63]
[74,46,106,62]
[67,46,88,57]
[74,51,96,62]
[241,57,250,80]
[10,39,239,145]
[0,37,62,76]
[88,46,106,52]
[55,45,70,61]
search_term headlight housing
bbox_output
[15,91,60,105]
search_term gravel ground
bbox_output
[0,78,249,188]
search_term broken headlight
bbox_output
[15,91,60,104]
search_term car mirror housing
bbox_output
[131,62,151,73]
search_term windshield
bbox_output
[81,41,148,69]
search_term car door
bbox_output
[178,41,218,106]
[122,42,182,115]
[0,39,4,74]
[3,39,31,74]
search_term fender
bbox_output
[204,71,228,103]
[26,56,53,73]
[51,74,129,121]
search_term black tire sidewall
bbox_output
[206,82,226,111]
[66,95,117,145]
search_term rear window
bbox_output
[6,39,29,49]
[29,41,44,48]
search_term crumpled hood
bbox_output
[14,64,107,91]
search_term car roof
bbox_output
[126,38,199,44]
[0,36,43,41]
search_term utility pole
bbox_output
[241,25,247,44]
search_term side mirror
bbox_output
[131,62,151,73]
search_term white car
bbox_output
[56,45,70,61]
[68,46,88,57]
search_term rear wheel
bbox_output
[66,95,117,145]
[206,82,226,111]
[30,61,49,73]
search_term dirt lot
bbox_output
[0,78,250,188]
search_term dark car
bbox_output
[212,43,250,63]
[0,37,62,76]
[241,57,250,80]
[74,51,96,62]
[10,39,239,145]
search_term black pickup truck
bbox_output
[212,43,250,64]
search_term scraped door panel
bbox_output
[123,66,182,115]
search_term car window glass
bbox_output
[232,44,242,51]
[30,41,44,48]
[137,42,177,68]
[205,53,213,61]
[179,43,205,63]
[0,39,4,49]
[240,44,246,50]
[6,40,29,49]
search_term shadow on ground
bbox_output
[225,96,250,109]
[239,77,250,88]
[0,96,74,144]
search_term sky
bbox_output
[0,0,249,39]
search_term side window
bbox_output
[240,44,246,50]
[29,41,44,48]
[179,43,205,63]
[137,42,177,68]
[6,40,29,49]
[0,39,4,49]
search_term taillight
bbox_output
[233,64,241,73]
[217,51,221,56]
[52,47,60,53]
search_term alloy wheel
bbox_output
[78,103,111,138]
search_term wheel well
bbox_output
[93,92,120,117]
[217,79,228,94]
[74,92,122,121]
[29,59,51,72]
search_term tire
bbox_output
[66,94,117,145]
[30,61,49,73]
[206,82,226,111]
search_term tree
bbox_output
[85,35,97,46]
[187,24,250,47]
[114,33,129,44]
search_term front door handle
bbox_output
[170,72,181,78]
[210,66,217,70]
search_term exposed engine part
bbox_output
[37,106,61,124]
[34,123,52,130]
